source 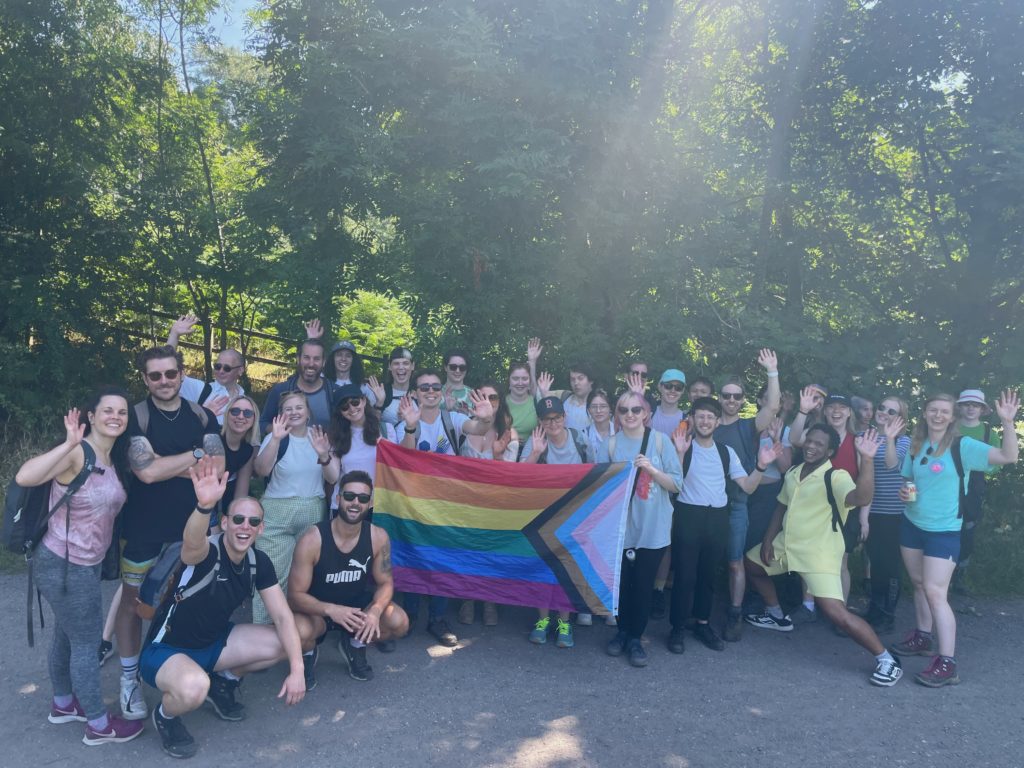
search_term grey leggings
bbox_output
[33,545,105,719]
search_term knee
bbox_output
[728,560,744,575]
[171,670,210,711]
[923,583,949,605]
[384,606,410,639]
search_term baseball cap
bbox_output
[535,397,565,419]
[957,389,991,413]
[335,383,364,402]
[659,369,686,385]
[824,393,850,407]
[331,340,357,355]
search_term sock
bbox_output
[802,599,816,612]
[654,579,667,591]
[303,650,315,658]
[919,629,933,639]
[120,655,139,682]
[217,669,240,681]
[766,604,784,619]
[87,712,110,731]
[350,637,366,648]
[940,655,956,665]
[53,693,74,709]
[876,649,895,664]
[159,704,176,721]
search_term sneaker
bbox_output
[458,600,475,625]
[377,638,397,653]
[98,640,114,666]
[119,677,148,721]
[340,638,374,681]
[666,628,685,654]
[627,638,649,667]
[205,674,245,721]
[606,630,628,657]
[744,610,794,632]
[427,618,458,648]
[790,604,817,625]
[555,619,574,649]
[576,612,592,627]
[529,616,551,645]
[302,648,318,692]
[915,655,960,688]
[82,714,144,746]
[482,602,499,627]
[650,589,667,619]
[49,697,87,724]
[693,623,725,651]
[723,613,744,643]
[870,655,903,687]
[152,707,197,759]
[891,629,934,657]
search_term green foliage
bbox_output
[334,290,416,371]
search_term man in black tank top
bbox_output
[289,471,408,689]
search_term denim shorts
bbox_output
[899,516,960,562]
[727,499,748,562]
[140,624,233,688]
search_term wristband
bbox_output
[317,454,332,466]
[766,371,779,378]
[798,410,809,416]
[195,505,216,515]
[755,464,767,473]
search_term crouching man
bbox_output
[141,458,305,759]
[290,471,409,690]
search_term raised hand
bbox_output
[854,427,881,459]
[537,371,554,397]
[757,348,778,373]
[205,394,229,417]
[757,441,782,469]
[799,386,822,414]
[271,413,291,440]
[626,371,646,394]
[529,426,547,457]
[468,389,494,422]
[398,394,420,430]
[671,422,692,456]
[171,313,199,338]
[882,416,906,441]
[303,319,324,339]
[64,408,85,447]
[366,376,385,404]
[767,416,784,442]
[995,389,1020,423]
[526,337,543,363]
[309,425,332,459]
[188,455,228,509]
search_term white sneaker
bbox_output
[120,677,148,721]
[576,613,592,626]
[604,614,618,627]
[744,610,794,632]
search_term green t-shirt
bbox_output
[507,397,538,436]
[958,422,1001,475]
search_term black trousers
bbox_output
[618,547,667,640]
[670,502,729,627]
[866,513,902,611]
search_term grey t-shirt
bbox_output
[519,431,590,464]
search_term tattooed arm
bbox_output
[129,435,199,484]
[368,528,395,616]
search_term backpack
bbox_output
[784,463,843,533]
[439,408,466,455]
[681,440,736,497]
[133,399,209,434]
[911,436,973,520]
[198,381,213,405]
[538,427,589,464]
[139,533,257,642]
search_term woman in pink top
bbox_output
[15,387,143,746]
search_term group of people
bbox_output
[17,313,1019,757]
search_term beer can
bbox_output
[904,481,917,503]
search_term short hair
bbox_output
[805,423,840,452]
[444,350,470,368]
[688,375,715,395]
[218,348,246,367]
[298,338,326,357]
[691,396,722,418]
[340,470,373,491]
[720,374,745,395]
[625,359,648,373]
[414,368,443,386]
[279,390,309,411]
[569,362,595,381]
[136,345,183,374]
[226,497,264,517]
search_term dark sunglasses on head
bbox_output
[228,407,254,418]
[447,363,467,372]
[721,392,744,401]
[231,514,263,527]
[661,382,684,392]
[617,405,644,415]
[877,406,899,416]
[145,369,180,382]
[213,363,239,372]
[339,397,363,412]
[341,491,372,503]
[418,383,443,392]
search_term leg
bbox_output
[293,614,328,652]
[623,548,665,640]
[669,506,700,630]
[900,545,931,632]
[922,555,958,657]
[154,654,211,718]
[252,504,301,625]
[727,500,748,609]
[377,602,410,640]
[815,597,884,655]
[744,555,780,607]
[215,623,291,676]
[103,583,122,642]
[840,553,851,604]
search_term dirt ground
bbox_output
[1,576,1020,768]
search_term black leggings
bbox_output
[866,513,902,608]
[670,503,729,626]
[618,547,667,641]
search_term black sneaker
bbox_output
[627,638,649,668]
[693,623,725,651]
[667,629,685,654]
[205,674,245,721]
[650,589,667,619]
[427,619,458,648]
[303,647,318,692]
[723,612,744,642]
[98,640,114,666]
[152,708,197,759]
[606,630,628,657]
[377,638,397,653]
[339,638,374,681]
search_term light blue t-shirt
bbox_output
[901,436,992,532]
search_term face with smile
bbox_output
[298,343,324,385]
[874,398,900,430]
[390,357,413,388]
[280,395,309,429]
[802,428,835,466]
[336,482,372,525]
[338,395,366,424]
[143,356,183,403]
[90,396,129,439]
[222,499,264,556]
[226,398,256,436]
[659,380,684,406]
[925,399,955,432]
[720,385,744,417]
[540,412,567,441]
[446,357,467,386]
[824,403,850,431]
[688,382,712,401]
[615,393,647,432]
[333,349,354,376]
[415,375,443,410]
[692,407,719,439]
[509,366,530,398]
[588,394,611,425]
[213,350,244,387]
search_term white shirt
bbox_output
[679,442,748,508]
[180,376,244,425]
[260,433,324,499]
[397,412,469,456]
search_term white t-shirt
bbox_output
[397,412,469,456]
[563,398,591,431]
[380,388,408,425]
[330,423,395,510]
[180,376,244,425]
[260,433,325,499]
[679,442,747,508]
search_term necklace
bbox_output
[156,404,182,422]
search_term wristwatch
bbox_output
[317,453,332,466]
[192,448,205,463]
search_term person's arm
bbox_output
[459,391,494,436]
[15,409,85,486]
[788,387,820,449]
[129,435,197,484]
[882,417,907,469]
[759,503,788,565]
[356,529,395,644]
[526,338,542,396]
[304,319,324,339]
[180,457,224,565]
[287,528,368,632]
[634,436,681,493]
[520,430,544,463]
[844,428,879,507]
[309,426,341,486]
[166,314,199,348]
[734,442,781,494]
[754,349,780,432]
[397,395,420,449]
[987,390,1020,466]
[259,583,306,706]
[254,415,290,476]
[535,371,554,400]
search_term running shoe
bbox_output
[555,619,574,649]
[48,697,87,724]
[152,707,197,759]
[119,677,148,721]
[529,616,551,645]
[606,630,627,657]
[340,638,374,681]
[627,638,649,668]
[744,610,794,632]
[98,640,114,666]
[82,715,144,746]
[206,674,245,721]
[303,647,318,692]
[870,655,903,687]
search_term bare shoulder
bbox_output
[370,523,390,553]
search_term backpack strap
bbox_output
[198,381,213,405]
[627,428,653,502]
[134,401,149,436]
[265,435,290,479]
[186,401,209,428]
[151,534,223,644]
[568,428,589,463]
[823,467,842,532]
[439,409,460,454]
[950,436,967,519]
[715,442,732,485]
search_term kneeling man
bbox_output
[142,458,305,759]
[290,471,409,689]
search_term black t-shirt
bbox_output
[123,398,220,544]
[159,538,277,649]
[224,442,255,506]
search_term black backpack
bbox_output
[682,440,737,497]
[911,436,973,520]
[783,463,843,533]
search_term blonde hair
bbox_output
[910,393,960,458]
[879,395,910,432]
[279,391,309,412]
[221,394,261,446]
[612,391,651,432]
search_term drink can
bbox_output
[904,481,917,503]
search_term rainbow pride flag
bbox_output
[374,441,632,614]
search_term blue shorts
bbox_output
[727,499,748,562]
[140,623,233,688]
[900,516,960,562]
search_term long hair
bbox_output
[326,344,365,386]
[329,395,384,456]
[910,393,961,458]
[478,379,513,438]
[221,394,261,446]
[80,386,132,487]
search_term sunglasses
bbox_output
[617,406,644,415]
[145,369,180,382]
[486,394,500,403]
[341,491,372,503]
[877,406,899,416]
[631,371,649,378]
[661,382,684,392]
[230,514,263,527]
[417,383,443,392]
[920,446,934,466]
[447,363,467,372]
[213,363,239,373]
[721,392,744,401]
[228,407,254,418]
[339,397,363,412]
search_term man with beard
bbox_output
[289,471,409,690]
[260,338,338,432]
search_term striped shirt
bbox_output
[871,435,911,515]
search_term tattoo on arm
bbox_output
[379,542,392,575]
[202,433,225,457]
[128,436,156,471]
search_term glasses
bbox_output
[341,491,372,503]
[589,403,609,411]
[721,392,744,401]
[617,406,644,415]
[213,363,238,373]
[486,394,500,403]
[339,397,363,412]
[920,446,934,466]
[228,407,254,418]
[447,363,467,372]
[630,370,649,378]
[541,414,564,424]
[145,369,180,382]
[417,383,443,392]
[877,406,899,416]
[230,514,263,527]
[661,382,684,392]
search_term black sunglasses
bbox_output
[877,406,899,416]
[339,397,363,412]
[617,405,644,415]
[228,407,254,418]
[486,394,500,403]
[447,363,467,372]
[721,392,744,401]
[418,383,443,392]
[630,370,649,378]
[341,491,372,504]
[661,382,684,392]
[145,369,180,382]
[920,446,934,466]
[230,514,263,527]
[213,363,239,372]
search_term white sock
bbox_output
[217,669,240,681]
[120,655,139,681]
[876,649,894,664]
[802,599,816,612]
[767,604,784,619]
[350,637,366,648]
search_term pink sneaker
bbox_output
[915,655,960,688]
[48,697,87,724]
[82,715,145,746]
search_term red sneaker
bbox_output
[48,697,87,724]
[915,655,960,688]
[82,715,145,746]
